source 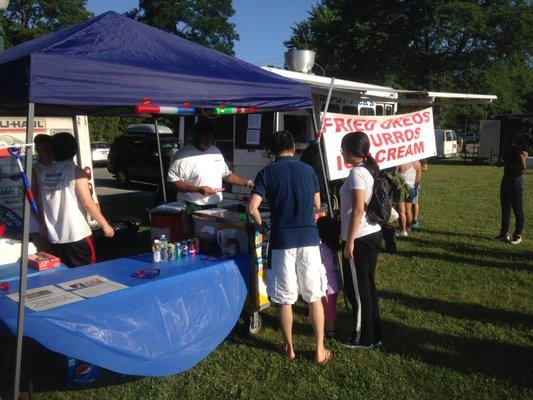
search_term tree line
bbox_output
[2,0,531,140]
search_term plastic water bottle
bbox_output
[168,243,176,261]
[152,239,161,263]
[160,235,168,262]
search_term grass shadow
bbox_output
[417,228,493,242]
[407,236,533,262]
[382,319,533,388]
[427,159,484,166]
[397,249,532,273]
[380,291,533,329]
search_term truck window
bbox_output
[323,104,340,113]
[359,107,375,116]
[235,112,275,151]
[212,115,234,162]
[385,105,393,115]
[131,139,144,158]
[342,105,358,115]
[283,115,309,144]
[212,115,233,141]
[376,105,384,116]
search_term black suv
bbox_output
[107,124,179,187]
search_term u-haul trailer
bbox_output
[0,116,98,234]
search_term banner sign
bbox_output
[321,108,436,180]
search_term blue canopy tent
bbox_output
[0,11,312,115]
[0,11,315,399]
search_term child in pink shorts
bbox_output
[317,217,341,339]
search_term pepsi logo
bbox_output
[75,364,92,376]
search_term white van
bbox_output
[434,129,458,158]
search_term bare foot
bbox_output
[315,348,332,366]
[276,342,296,361]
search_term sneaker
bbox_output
[411,221,421,230]
[342,336,373,349]
[492,234,510,243]
[510,235,522,245]
[373,341,386,352]
[395,230,408,238]
[325,330,336,340]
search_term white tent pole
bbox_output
[315,77,335,216]
[13,102,35,400]
[310,111,333,217]
[154,118,167,203]
[318,77,335,138]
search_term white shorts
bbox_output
[268,246,327,305]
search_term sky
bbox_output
[86,0,317,66]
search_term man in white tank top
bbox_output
[35,132,114,267]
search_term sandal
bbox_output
[275,342,296,361]
[316,349,332,366]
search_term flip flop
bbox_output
[275,342,296,361]
[316,349,332,366]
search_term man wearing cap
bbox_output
[167,119,253,235]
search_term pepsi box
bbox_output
[66,357,99,386]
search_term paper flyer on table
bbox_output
[58,275,128,298]
[7,285,85,312]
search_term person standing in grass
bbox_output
[410,159,426,230]
[248,130,331,365]
[317,216,341,339]
[339,131,383,350]
[395,160,421,236]
[494,135,528,245]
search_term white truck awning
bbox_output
[263,66,498,105]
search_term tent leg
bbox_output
[312,76,335,218]
[310,112,334,217]
[154,118,167,203]
[13,102,35,400]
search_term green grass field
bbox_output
[6,160,533,400]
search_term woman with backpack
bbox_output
[339,131,384,350]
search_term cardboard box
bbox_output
[28,252,61,271]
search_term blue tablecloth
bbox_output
[0,262,69,282]
[0,253,248,376]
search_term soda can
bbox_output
[66,357,99,386]
[189,238,198,256]
[168,243,175,260]
[175,242,182,257]
[181,240,189,256]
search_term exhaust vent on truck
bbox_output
[284,49,316,74]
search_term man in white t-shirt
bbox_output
[167,120,253,234]
[35,132,114,267]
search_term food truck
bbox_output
[478,114,532,166]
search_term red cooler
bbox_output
[149,202,184,242]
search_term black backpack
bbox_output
[365,172,395,225]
